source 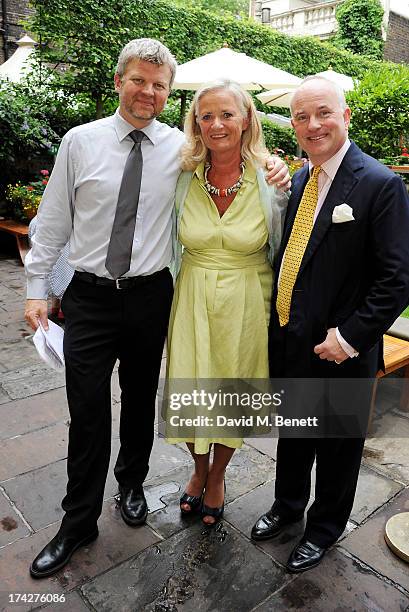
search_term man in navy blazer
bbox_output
[251,76,409,572]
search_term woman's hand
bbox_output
[265,156,291,191]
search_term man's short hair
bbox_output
[290,75,348,113]
[116,38,177,88]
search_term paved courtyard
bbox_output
[1,246,409,612]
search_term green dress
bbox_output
[166,162,274,454]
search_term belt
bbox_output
[73,269,167,290]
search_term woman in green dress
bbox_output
[166,79,288,525]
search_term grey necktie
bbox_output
[105,130,144,279]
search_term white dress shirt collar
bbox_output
[114,108,157,145]
[308,138,351,180]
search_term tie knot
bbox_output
[311,165,321,179]
[129,130,144,144]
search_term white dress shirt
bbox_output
[26,109,185,299]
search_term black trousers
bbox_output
[59,269,173,536]
[269,320,376,548]
[272,436,365,547]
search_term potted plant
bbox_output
[5,170,49,222]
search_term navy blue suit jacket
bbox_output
[269,141,409,378]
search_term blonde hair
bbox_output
[180,79,269,171]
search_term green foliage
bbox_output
[260,120,297,156]
[0,74,94,199]
[334,0,384,59]
[171,0,248,17]
[347,64,409,158]
[26,0,381,121]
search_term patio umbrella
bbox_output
[0,35,36,83]
[173,45,301,91]
[316,68,355,92]
[256,86,298,108]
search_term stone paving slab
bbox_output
[3,435,190,533]
[144,444,276,541]
[0,388,68,440]
[255,548,409,611]
[0,489,30,547]
[0,338,40,372]
[0,297,25,315]
[42,591,90,612]
[0,524,66,612]
[350,464,403,524]
[1,364,65,401]
[363,413,409,484]
[0,307,26,325]
[2,459,67,531]
[245,436,278,460]
[226,480,307,567]
[0,422,68,481]
[340,487,409,592]
[0,320,32,341]
[80,522,290,612]
[0,499,160,611]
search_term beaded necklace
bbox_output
[204,162,245,198]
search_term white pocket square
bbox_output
[332,203,355,223]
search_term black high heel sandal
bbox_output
[179,491,203,515]
[201,481,226,526]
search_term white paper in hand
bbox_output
[33,319,65,370]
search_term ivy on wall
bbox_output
[334,0,384,60]
[26,0,381,119]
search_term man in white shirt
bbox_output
[251,76,409,573]
[25,38,290,578]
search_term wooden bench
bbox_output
[0,219,29,263]
[376,334,409,412]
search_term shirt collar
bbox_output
[308,138,351,180]
[113,108,157,145]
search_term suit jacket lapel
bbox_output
[296,142,364,278]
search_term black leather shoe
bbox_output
[251,510,303,541]
[286,539,326,573]
[29,529,98,578]
[119,487,148,526]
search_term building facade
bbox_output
[0,0,32,64]
[249,0,409,63]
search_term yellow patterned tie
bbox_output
[276,165,321,327]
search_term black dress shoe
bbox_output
[251,510,303,541]
[30,529,98,579]
[119,487,148,526]
[286,539,326,573]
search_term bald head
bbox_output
[290,76,347,114]
[290,76,351,166]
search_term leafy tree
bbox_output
[0,74,94,199]
[334,0,384,59]
[347,64,409,158]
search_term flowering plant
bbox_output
[379,146,409,185]
[273,148,308,177]
[5,170,49,221]
[379,146,409,166]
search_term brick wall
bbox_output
[0,0,32,64]
[384,11,409,64]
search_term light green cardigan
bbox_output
[170,168,289,279]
